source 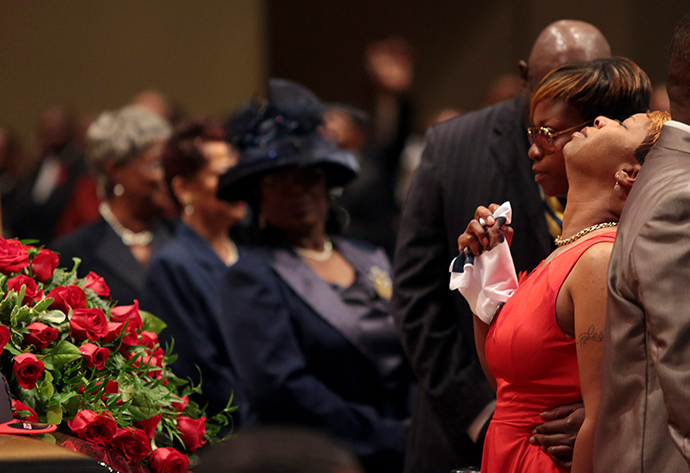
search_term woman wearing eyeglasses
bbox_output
[215,79,414,473]
[459,60,666,473]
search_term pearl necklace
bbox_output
[224,239,239,266]
[294,239,333,262]
[99,202,154,247]
[554,221,618,247]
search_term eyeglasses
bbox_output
[527,120,593,152]
[261,166,327,191]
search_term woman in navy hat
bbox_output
[217,79,413,473]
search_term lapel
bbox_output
[270,240,387,366]
[488,94,552,257]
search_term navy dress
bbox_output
[218,236,413,473]
[141,223,253,425]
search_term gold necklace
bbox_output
[554,221,618,247]
[294,239,333,262]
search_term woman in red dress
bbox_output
[459,70,670,471]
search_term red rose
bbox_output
[84,271,110,298]
[30,248,59,282]
[176,415,206,452]
[127,347,164,378]
[0,324,10,353]
[79,343,110,370]
[0,239,29,274]
[110,300,143,332]
[134,414,161,439]
[70,308,109,341]
[103,321,140,350]
[24,322,59,350]
[139,331,158,349]
[149,447,189,473]
[13,353,45,389]
[12,400,38,422]
[172,395,189,413]
[111,427,152,461]
[68,410,118,446]
[103,380,119,394]
[48,285,86,313]
[7,275,44,305]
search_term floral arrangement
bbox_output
[0,238,234,472]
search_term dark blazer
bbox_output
[392,94,553,472]
[595,123,690,473]
[50,216,174,305]
[141,223,253,425]
[218,237,413,473]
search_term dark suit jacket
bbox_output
[218,237,413,473]
[393,94,553,472]
[50,217,174,305]
[141,223,254,425]
[595,123,690,473]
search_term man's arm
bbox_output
[633,192,690,465]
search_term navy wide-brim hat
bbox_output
[218,78,360,202]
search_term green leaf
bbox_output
[39,371,55,401]
[45,404,62,425]
[4,343,20,356]
[140,310,166,334]
[32,298,55,313]
[47,340,82,370]
[40,310,66,324]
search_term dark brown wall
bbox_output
[0,1,267,146]
[268,0,682,130]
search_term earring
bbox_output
[113,183,124,196]
[183,198,194,216]
[614,181,621,191]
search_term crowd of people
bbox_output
[2,13,690,473]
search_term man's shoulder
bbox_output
[430,95,524,139]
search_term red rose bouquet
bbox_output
[0,239,235,472]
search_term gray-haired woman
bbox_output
[51,105,175,304]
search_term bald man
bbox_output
[392,20,610,473]
[595,14,690,473]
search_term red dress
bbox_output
[481,232,616,472]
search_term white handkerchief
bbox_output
[449,201,518,324]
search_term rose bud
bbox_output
[0,324,10,354]
[13,353,45,389]
[48,285,87,313]
[110,300,143,332]
[0,238,29,274]
[172,395,189,413]
[30,248,59,282]
[149,447,190,473]
[139,331,158,349]
[176,415,207,453]
[79,343,110,370]
[24,322,59,350]
[134,414,161,439]
[70,308,109,341]
[112,427,152,462]
[7,275,44,305]
[12,400,38,422]
[84,271,110,298]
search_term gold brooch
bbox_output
[369,266,392,300]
